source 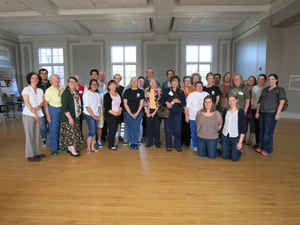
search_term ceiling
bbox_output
[0,0,296,38]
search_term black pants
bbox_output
[146,109,160,146]
[106,113,118,148]
[252,109,260,145]
[181,112,191,146]
[142,109,147,139]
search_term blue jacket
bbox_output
[160,87,186,114]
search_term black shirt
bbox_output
[203,85,221,103]
[123,88,145,112]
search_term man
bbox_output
[84,69,99,92]
[214,73,221,86]
[143,67,161,89]
[98,70,108,93]
[98,70,108,142]
[162,69,174,90]
[37,68,51,148]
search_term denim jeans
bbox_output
[189,120,197,148]
[84,114,99,139]
[40,108,48,141]
[197,137,220,159]
[221,134,242,162]
[48,105,63,150]
[124,111,143,144]
[259,112,277,154]
[164,112,182,149]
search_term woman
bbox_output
[180,76,194,146]
[255,74,286,155]
[251,74,267,148]
[123,77,145,149]
[143,77,162,148]
[185,81,209,151]
[217,72,232,112]
[196,96,222,159]
[245,76,257,145]
[160,75,186,152]
[83,79,101,154]
[162,69,174,90]
[60,77,82,157]
[22,72,45,162]
[44,74,65,156]
[222,94,246,161]
[203,72,221,106]
[191,73,201,90]
[74,74,84,143]
[113,73,124,141]
[104,80,123,150]
[226,73,250,114]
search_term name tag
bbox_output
[168,91,173,96]
[136,93,140,98]
[211,91,215,95]
[238,92,244,95]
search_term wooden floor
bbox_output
[0,116,300,225]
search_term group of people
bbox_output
[22,68,286,162]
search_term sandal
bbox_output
[92,149,99,153]
[86,150,93,155]
[109,145,119,150]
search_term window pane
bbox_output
[53,66,65,87]
[199,46,212,62]
[39,48,51,64]
[125,65,136,87]
[186,46,198,62]
[52,48,63,63]
[112,47,123,63]
[112,65,124,86]
[199,64,211,86]
[186,64,198,76]
[125,46,136,63]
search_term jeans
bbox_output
[259,112,277,154]
[48,105,63,150]
[221,134,242,162]
[164,112,182,149]
[40,108,48,141]
[84,114,99,139]
[197,137,220,159]
[124,111,143,144]
[189,120,197,148]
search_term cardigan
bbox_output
[60,89,83,122]
[222,108,246,136]
[104,92,122,116]
[160,87,186,114]
[143,86,162,109]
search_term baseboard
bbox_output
[280,112,300,119]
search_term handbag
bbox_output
[157,105,170,119]
[276,87,289,111]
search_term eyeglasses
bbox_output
[91,84,98,86]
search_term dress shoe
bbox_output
[28,157,40,162]
[34,154,46,158]
[155,145,161,148]
[166,148,171,152]
[146,144,153,148]
[176,149,182,152]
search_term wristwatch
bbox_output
[171,101,174,105]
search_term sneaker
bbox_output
[123,141,128,145]
[57,147,67,152]
[129,143,134,149]
[260,150,269,155]
[42,140,47,148]
[133,144,138,149]
[137,141,141,145]
[193,147,197,152]
[256,148,262,153]
[94,142,98,148]
[97,142,103,148]
[50,150,57,156]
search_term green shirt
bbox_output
[226,85,250,109]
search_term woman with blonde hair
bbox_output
[191,73,201,90]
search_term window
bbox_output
[111,46,136,87]
[186,45,212,85]
[38,48,65,87]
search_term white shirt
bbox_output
[252,85,263,108]
[186,91,209,120]
[22,86,44,117]
[222,109,239,138]
[83,90,101,116]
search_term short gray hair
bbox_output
[49,74,60,82]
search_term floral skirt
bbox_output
[60,117,82,147]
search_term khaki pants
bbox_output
[22,115,41,158]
